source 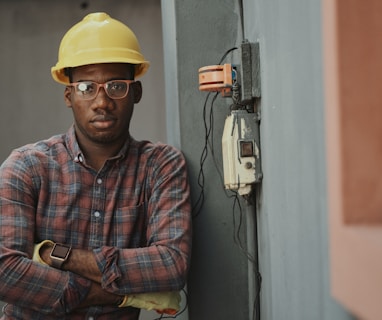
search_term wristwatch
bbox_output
[50,243,72,269]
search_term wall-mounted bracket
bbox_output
[198,64,235,97]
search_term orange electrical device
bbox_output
[198,64,234,96]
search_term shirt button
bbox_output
[96,178,102,184]
[94,211,101,218]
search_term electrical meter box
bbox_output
[222,110,262,195]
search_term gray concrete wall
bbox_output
[162,1,252,319]
[162,0,356,319]
[0,1,165,319]
[246,1,353,319]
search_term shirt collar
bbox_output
[65,125,131,163]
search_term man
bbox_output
[0,12,192,319]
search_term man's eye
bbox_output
[109,82,126,91]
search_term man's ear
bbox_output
[64,86,72,108]
[132,81,142,104]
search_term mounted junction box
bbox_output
[222,110,262,195]
[240,41,261,104]
[198,42,262,195]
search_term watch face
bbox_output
[52,244,71,259]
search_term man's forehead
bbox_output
[71,63,134,79]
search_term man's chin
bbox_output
[91,132,118,144]
[91,130,130,145]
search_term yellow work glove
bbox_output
[118,291,181,315]
[33,240,55,265]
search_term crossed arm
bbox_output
[38,243,121,308]
[35,242,183,313]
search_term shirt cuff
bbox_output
[93,246,122,291]
[61,273,92,313]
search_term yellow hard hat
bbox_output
[51,12,150,85]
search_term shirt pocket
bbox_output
[110,202,147,248]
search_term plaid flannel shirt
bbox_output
[0,126,192,319]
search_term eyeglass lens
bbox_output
[74,81,131,100]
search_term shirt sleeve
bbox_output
[0,150,92,315]
[93,145,192,295]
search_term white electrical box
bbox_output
[222,110,262,195]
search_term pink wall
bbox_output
[323,0,382,318]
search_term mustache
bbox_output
[90,114,117,122]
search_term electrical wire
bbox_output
[253,267,262,320]
[235,2,263,315]
[193,46,262,320]
[230,189,262,320]
[192,91,219,219]
[192,47,238,219]
[193,46,257,258]
[238,0,245,41]
[232,192,255,262]
[218,47,238,65]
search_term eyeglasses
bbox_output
[70,80,135,100]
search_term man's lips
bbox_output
[90,115,117,129]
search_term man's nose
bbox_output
[92,87,114,110]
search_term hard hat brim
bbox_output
[51,61,150,85]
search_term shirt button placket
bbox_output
[90,174,105,247]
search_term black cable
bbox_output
[193,46,262,320]
[238,0,245,41]
[252,270,262,320]
[232,4,262,314]
[192,91,215,219]
[230,191,255,262]
[230,190,262,320]
[192,47,239,219]
[218,47,238,65]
